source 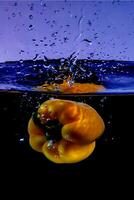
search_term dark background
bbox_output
[1,92,131,185]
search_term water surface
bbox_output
[0,59,134,95]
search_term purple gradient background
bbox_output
[0,0,134,62]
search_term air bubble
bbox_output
[19,138,24,142]
[47,140,54,149]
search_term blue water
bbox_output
[0,59,134,95]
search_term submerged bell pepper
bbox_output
[28,99,105,164]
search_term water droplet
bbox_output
[43,3,47,7]
[51,32,58,38]
[89,53,94,58]
[19,50,25,55]
[33,54,38,61]
[50,43,55,47]
[46,20,50,24]
[52,20,56,24]
[14,2,18,6]
[12,13,16,17]
[18,12,22,17]
[19,59,23,63]
[94,36,98,39]
[40,0,47,7]
[30,3,34,11]
[54,10,60,13]
[83,39,92,45]
[29,14,33,20]
[64,37,69,43]
[28,24,34,31]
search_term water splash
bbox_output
[0,57,134,94]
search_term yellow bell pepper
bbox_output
[28,99,105,164]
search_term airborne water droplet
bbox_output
[87,20,92,26]
[19,59,23,63]
[33,54,39,61]
[28,24,34,30]
[19,50,25,55]
[14,2,18,7]
[29,14,33,20]
[30,3,34,11]
[12,12,16,17]
[83,39,92,45]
